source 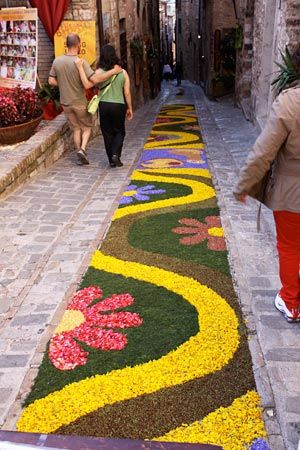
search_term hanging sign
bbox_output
[54,21,96,66]
[0,8,38,89]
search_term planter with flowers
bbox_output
[0,86,43,145]
[38,83,62,120]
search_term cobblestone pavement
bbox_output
[0,89,169,428]
[0,82,299,450]
[193,87,300,450]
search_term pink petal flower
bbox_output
[87,293,134,314]
[86,311,143,328]
[208,237,227,251]
[179,231,208,245]
[74,324,128,350]
[49,333,88,371]
[49,287,142,371]
[205,216,222,228]
[172,226,206,235]
[178,218,203,227]
[68,286,103,311]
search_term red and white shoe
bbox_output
[275,294,300,323]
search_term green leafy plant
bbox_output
[213,74,235,89]
[147,45,158,60]
[235,23,243,50]
[38,82,60,110]
[130,37,144,62]
[271,47,300,94]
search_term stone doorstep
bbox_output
[0,431,223,450]
[0,115,72,200]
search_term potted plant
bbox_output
[0,86,43,145]
[271,46,300,94]
[130,36,144,86]
[38,82,62,120]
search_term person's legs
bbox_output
[273,210,300,320]
[111,103,126,161]
[99,102,114,164]
[73,127,82,150]
[64,105,93,165]
[81,127,92,152]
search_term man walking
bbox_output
[48,33,121,165]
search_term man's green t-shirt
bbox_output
[49,55,94,106]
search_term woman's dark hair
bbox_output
[97,45,121,70]
[292,47,300,74]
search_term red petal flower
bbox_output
[49,333,88,371]
[85,311,143,328]
[68,286,103,311]
[74,324,128,350]
[49,287,143,371]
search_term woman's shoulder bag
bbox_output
[87,74,117,115]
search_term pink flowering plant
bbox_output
[0,86,42,127]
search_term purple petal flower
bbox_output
[251,438,270,450]
[135,194,151,201]
[119,183,166,205]
[119,196,134,205]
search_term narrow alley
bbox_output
[1,81,299,450]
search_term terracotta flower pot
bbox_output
[0,114,43,145]
[42,100,62,120]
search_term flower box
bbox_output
[0,113,43,145]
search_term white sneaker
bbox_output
[274,294,300,323]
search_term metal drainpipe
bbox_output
[96,0,104,48]
[232,0,238,20]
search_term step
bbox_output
[0,114,72,199]
[0,431,222,450]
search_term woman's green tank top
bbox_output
[98,70,125,104]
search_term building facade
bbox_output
[0,0,160,107]
[160,0,175,68]
[236,0,300,125]
[176,0,236,92]
[177,0,300,124]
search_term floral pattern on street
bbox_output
[49,286,143,371]
[172,216,226,250]
[120,184,166,205]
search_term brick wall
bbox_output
[213,0,236,30]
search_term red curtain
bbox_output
[30,0,69,42]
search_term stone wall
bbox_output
[236,0,300,124]
[181,0,236,94]
[213,0,236,30]
[176,0,201,83]
[0,115,72,199]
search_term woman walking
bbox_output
[234,48,300,323]
[76,44,133,167]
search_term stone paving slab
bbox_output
[0,90,168,429]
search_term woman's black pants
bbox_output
[99,102,126,163]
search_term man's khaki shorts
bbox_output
[63,103,94,129]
